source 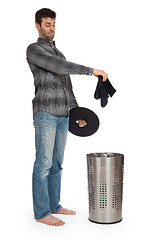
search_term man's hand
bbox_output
[77,120,87,127]
[93,69,108,82]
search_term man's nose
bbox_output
[50,25,55,31]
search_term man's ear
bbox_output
[35,22,40,31]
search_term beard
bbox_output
[40,28,55,41]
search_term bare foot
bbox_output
[36,214,65,226]
[53,208,76,215]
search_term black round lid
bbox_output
[69,107,100,137]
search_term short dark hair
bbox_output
[35,8,56,25]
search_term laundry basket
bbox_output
[87,152,124,224]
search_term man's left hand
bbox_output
[77,120,87,127]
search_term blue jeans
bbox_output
[33,111,69,220]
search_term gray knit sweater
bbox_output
[26,38,93,116]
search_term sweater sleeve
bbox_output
[26,43,94,76]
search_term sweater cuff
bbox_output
[77,65,94,76]
[87,67,94,76]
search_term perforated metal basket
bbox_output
[87,153,124,224]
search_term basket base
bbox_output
[88,218,122,224]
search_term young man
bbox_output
[26,8,108,226]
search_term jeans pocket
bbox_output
[33,111,43,126]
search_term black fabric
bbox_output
[69,107,99,137]
[94,75,116,107]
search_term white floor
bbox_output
[2,200,151,240]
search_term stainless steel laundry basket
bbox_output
[87,153,124,224]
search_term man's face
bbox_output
[36,17,55,41]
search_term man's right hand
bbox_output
[93,69,108,82]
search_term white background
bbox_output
[1,0,152,239]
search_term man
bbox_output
[26,8,108,226]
